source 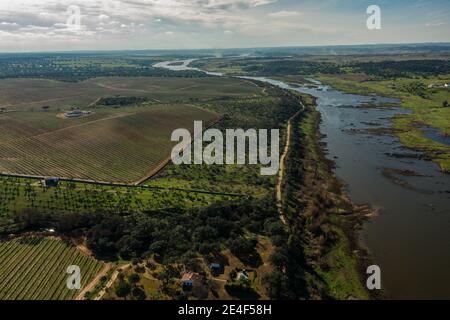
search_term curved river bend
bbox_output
[156,60,450,299]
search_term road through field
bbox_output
[153,60,307,227]
[276,105,304,226]
[76,263,112,300]
[94,264,131,300]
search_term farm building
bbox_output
[180,272,202,289]
[428,83,449,89]
[209,263,223,275]
[42,178,60,187]
[64,110,91,118]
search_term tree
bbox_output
[269,249,290,270]
[128,273,140,285]
[115,281,131,300]
[86,215,124,257]
[228,237,262,267]
[15,208,49,229]
[132,287,146,300]
[264,271,293,300]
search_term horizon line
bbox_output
[1,41,450,55]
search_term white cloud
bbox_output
[0,0,279,48]
[269,10,302,18]
[250,0,277,7]
[425,22,445,27]
[1,22,19,26]
[0,0,448,51]
[202,0,277,9]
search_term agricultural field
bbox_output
[0,176,237,235]
[0,77,262,111]
[146,93,296,195]
[0,236,103,300]
[0,76,264,183]
[0,104,218,183]
[87,77,262,102]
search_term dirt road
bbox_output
[94,264,131,300]
[75,263,113,300]
[276,104,304,225]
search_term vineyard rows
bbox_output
[0,237,103,300]
[0,106,217,183]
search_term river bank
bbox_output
[316,74,450,173]
[296,79,450,299]
[283,97,376,299]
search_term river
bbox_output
[155,59,450,299]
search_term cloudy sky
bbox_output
[0,0,449,52]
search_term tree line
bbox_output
[0,56,209,82]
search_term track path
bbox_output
[276,103,304,225]
[75,263,113,300]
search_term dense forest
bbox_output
[211,56,450,79]
[242,60,342,76]
[351,60,450,78]
[3,54,449,82]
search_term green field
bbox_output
[147,92,300,196]
[0,237,103,300]
[0,176,235,227]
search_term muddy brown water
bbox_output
[296,84,450,300]
[157,60,450,299]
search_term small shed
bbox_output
[42,178,60,187]
[237,270,249,281]
[209,263,223,275]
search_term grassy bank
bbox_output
[282,93,370,300]
[316,74,450,172]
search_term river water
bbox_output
[156,59,450,299]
